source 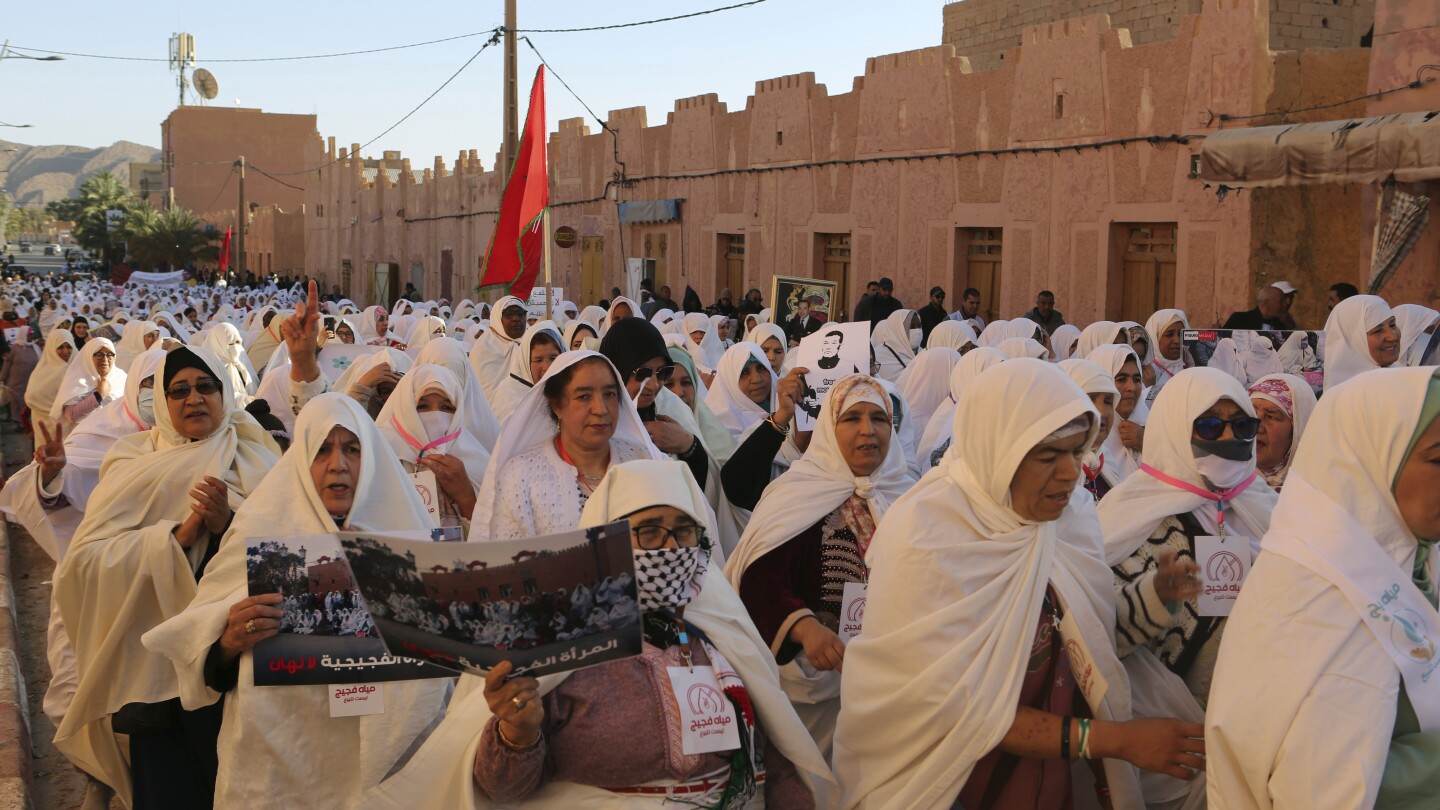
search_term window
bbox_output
[476,587,489,601]
[523,578,539,596]
[499,583,513,598]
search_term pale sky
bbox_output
[3,0,948,167]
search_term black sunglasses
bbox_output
[1193,415,1260,442]
[165,378,223,400]
[631,365,676,384]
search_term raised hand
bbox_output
[34,422,66,486]
[285,279,323,383]
[773,366,809,428]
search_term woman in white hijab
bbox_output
[377,365,491,531]
[1207,367,1440,809]
[726,375,915,757]
[925,319,979,354]
[1059,358,1120,502]
[488,321,563,423]
[1050,323,1083,362]
[1145,309,1191,398]
[358,460,832,809]
[326,346,411,424]
[246,307,287,371]
[915,346,1005,471]
[472,351,663,541]
[25,327,76,440]
[893,346,960,461]
[1077,320,1125,360]
[1247,373,1317,492]
[358,305,389,345]
[200,322,257,406]
[683,311,726,373]
[400,314,447,355]
[1088,344,1150,489]
[978,318,1010,348]
[413,337,503,450]
[468,295,527,401]
[747,322,788,376]
[834,360,1193,809]
[997,336,1049,361]
[52,337,125,427]
[602,295,641,334]
[870,309,919,382]
[561,318,600,352]
[115,319,161,371]
[1097,368,1276,712]
[53,346,280,806]
[1394,303,1440,367]
[705,342,778,445]
[144,393,450,810]
[1323,294,1401,389]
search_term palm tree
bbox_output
[126,207,218,271]
[49,171,138,263]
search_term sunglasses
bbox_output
[1193,415,1261,442]
[631,365,676,385]
[165,378,223,400]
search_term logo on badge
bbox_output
[1389,608,1436,663]
[687,683,726,715]
[415,485,433,506]
[1207,551,1244,583]
[847,597,866,623]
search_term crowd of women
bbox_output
[0,272,1437,810]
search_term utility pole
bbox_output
[236,155,246,277]
[502,0,519,174]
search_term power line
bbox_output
[199,165,236,213]
[245,164,305,191]
[2,29,502,63]
[515,0,769,33]
[1218,66,1439,124]
[257,34,502,177]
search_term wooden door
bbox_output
[643,232,668,291]
[581,237,604,305]
[724,234,745,298]
[440,249,454,301]
[1119,224,1177,323]
[340,259,353,300]
[965,228,1003,324]
[821,233,850,321]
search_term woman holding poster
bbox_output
[725,375,914,757]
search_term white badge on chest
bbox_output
[667,666,741,755]
[839,581,867,644]
[1196,534,1251,617]
[409,469,439,520]
[1056,604,1110,707]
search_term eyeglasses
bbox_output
[632,523,707,550]
[93,351,115,359]
[631,365,675,385]
[165,378,223,400]
[1193,415,1261,442]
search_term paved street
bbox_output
[2,247,82,277]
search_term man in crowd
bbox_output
[1271,280,1300,329]
[947,287,985,332]
[1328,282,1359,311]
[736,287,765,318]
[1022,290,1065,335]
[917,286,948,345]
[853,280,881,324]
[710,288,738,318]
[1224,282,1288,330]
[864,277,903,330]
[654,285,680,313]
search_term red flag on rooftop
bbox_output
[479,66,549,298]
[218,226,232,273]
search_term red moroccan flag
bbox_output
[218,226,232,273]
[479,66,549,298]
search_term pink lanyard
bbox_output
[390,416,460,458]
[1139,463,1256,534]
[122,401,147,431]
[1152,361,1176,379]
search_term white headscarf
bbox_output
[871,309,916,381]
[413,337,502,451]
[682,311,725,371]
[53,349,165,511]
[51,337,126,422]
[1207,367,1440,809]
[402,314,447,355]
[358,305,387,344]
[893,347,960,460]
[1097,367,1277,565]
[746,323,788,372]
[977,319,1009,348]
[1088,344,1150,487]
[488,321,562,424]
[115,319,159,370]
[200,321,256,404]
[602,296,641,334]
[1059,357,1119,464]
[1323,294,1395,389]
[1077,320,1124,359]
[1145,309,1190,387]
[832,359,1142,809]
[377,365,491,488]
[467,295,525,401]
[24,328,77,420]
[995,336,1048,360]
[142,393,447,809]
[916,347,1006,470]
[925,320,979,353]
[54,346,280,801]
[704,342,776,442]
[1394,303,1440,367]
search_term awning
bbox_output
[618,199,681,224]
[1199,111,1440,188]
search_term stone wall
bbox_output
[942,0,1375,72]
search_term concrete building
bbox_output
[292,0,1435,328]
[127,162,165,209]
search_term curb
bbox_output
[0,521,35,810]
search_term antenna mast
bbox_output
[169,33,196,107]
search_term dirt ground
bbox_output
[3,419,120,809]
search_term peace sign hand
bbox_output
[35,422,66,485]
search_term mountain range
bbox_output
[0,139,161,207]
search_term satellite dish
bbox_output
[192,68,219,100]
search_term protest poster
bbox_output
[790,321,870,431]
[1181,329,1323,394]
[769,275,837,329]
[338,521,641,678]
[246,533,450,686]
[524,287,563,320]
[317,344,381,384]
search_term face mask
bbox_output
[632,545,708,612]
[909,328,923,352]
[1193,440,1253,488]
[417,411,454,443]
[137,388,156,426]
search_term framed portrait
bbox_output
[769,275,839,334]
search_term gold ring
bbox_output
[511,696,525,710]
[244,619,257,634]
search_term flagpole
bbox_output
[543,207,553,323]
